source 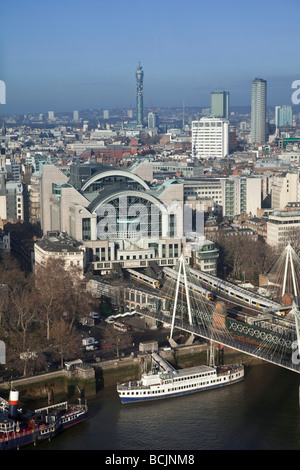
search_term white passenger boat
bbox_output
[117,352,244,404]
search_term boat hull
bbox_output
[61,410,88,429]
[119,374,244,404]
[0,405,88,450]
[0,431,38,450]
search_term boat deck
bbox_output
[172,364,215,378]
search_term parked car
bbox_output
[85,345,98,351]
[90,312,100,320]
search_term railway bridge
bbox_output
[120,244,300,375]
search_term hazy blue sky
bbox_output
[1,0,300,114]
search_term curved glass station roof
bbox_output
[87,188,166,240]
[73,167,178,240]
[81,169,150,201]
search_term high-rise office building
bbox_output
[148,112,156,129]
[73,110,79,121]
[192,117,229,159]
[211,91,229,119]
[251,78,267,144]
[275,105,293,128]
[136,63,144,127]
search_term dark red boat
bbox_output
[0,390,88,450]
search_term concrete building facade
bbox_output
[270,172,300,210]
[39,164,186,274]
[34,232,85,272]
[267,210,300,246]
[220,176,262,218]
[6,181,24,220]
[192,117,229,159]
[183,176,262,218]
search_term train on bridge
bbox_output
[127,268,161,290]
[162,266,215,301]
[125,265,286,316]
[164,266,286,314]
[127,267,214,301]
[186,266,284,314]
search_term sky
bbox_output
[1,0,300,115]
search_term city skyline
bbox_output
[1,0,300,115]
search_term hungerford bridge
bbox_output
[119,244,300,375]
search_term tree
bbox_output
[61,264,98,329]
[101,324,133,358]
[34,258,97,341]
[50,318,82,368]
[0,256,96,376]
[35,258,70,341]
[7,331,48,377]
[215,234,277,284]
[9,288,40,350]
[0,285,8,328]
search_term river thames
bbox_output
[28,362,300,452]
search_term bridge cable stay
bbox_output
[158,254,300,371]
[161,255,237,348]
[265,243,300,306]
[251,320,295,365]
[255,243,300,363]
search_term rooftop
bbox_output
[36,231,83,253]
[270,210,300,218]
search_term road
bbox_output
[80,314,195,362]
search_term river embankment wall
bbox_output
[0,344,263,403]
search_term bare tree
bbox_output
[35,259,97,341]
[7,331,48,377]
[215,234,277,284]
[0,257,94,376]
[61,264,98,329]
[35,258,70,341]
[3,291,45,377]
[9,289,39,350]
[50,318,82,368]
[101,323,133,358]
[0,285,8,327]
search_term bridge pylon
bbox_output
[266,243,300,306]
[267,243,300,363]
[282,243,299,306]
[170,254,192,340]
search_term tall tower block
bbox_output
[251,78,267,144]
[136,63,144,127]
[211,91,229,119]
